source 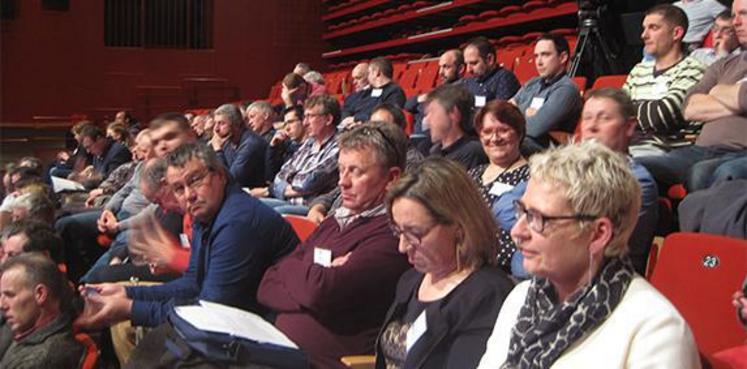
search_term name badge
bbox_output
[313,247,332,267]
[489,182,514,197]
[475,95,487,107]
[406,310,427,352]
[179,233,191,249]
[529,97,545,110]
[652,81,668,98]
[371,88,383,97]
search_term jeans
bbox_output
[712,156,747,185]
[259,198,310,216]
[637,146,747,193]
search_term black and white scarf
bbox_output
[501,257,635,369]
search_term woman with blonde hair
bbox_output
[378,157,514,369]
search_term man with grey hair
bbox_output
[245,101,276,143]
[0,253,83,368]
[211,103,267,188]
[340,57,406,126]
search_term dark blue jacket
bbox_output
[217,129,268,188]
[461,67,520,103]
[127,184,299,327]
[93,140,132,178]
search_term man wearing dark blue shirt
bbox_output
[340,57,406,125]
[461,36,521,108]
[211,103,267,188]
[76,142,299,328]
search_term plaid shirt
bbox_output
[271,133,339,205]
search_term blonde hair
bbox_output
[528,141,641,257]
[386,157,497,271]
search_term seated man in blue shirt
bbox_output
[210,103,267,188]
[461,36,520,108]
[340,57,406,125]
[510,33,582,155]
[76,142,299,329]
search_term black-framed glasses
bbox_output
[172,169,213,197]
[390,222,438,247]
[513,200,598,233]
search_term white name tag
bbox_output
[475,95,487,107]
[406,310,427,352]
[179,233,191,249]
[371,88,383,97]
[313,247,332,267]
[652,80,668,98]
[489,182,514,197]
[529,97,545,110]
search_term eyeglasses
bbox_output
[390,222,438,247]
[513,200,597,233]
[172,169,212,197]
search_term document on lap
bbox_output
[174,300,299,349]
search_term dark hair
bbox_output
[474,100,526,143]
[426,84,475,134]
[283,73,307,89]
[536,33,570,57]
[305,94,342,127]
[2,220,63,262]
[371,103,406,129]
[465,36,496,61]
[646,4,689,35]
[283,105,304,121]
[716,9,733,21]
[369,57,394,79]
[150,112,191,132]
[165,142,226,177]
[1,252,74,314]
[79,125,105,140]
[585,87,636,119]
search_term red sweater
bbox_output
[258,213,409,369]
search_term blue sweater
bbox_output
[127,184,299,326]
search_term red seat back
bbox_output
[591,74,627,90]
[284,215,318,242]
[649,232,747,355]
[75,332,99,369]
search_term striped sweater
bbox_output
[623,56,705,137]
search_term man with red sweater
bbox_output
[258,123,411,369]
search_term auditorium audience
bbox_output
[265,105,307,182]
[0,220,62,263]
[340,57,406,124]
[304,70,328,97]
[638,0,747,193]
[75,142,298,329]
[690,11,740,66]
[73,124,132,186]
[580,88,659,275]
[106,122,135,149]
[674,0,727,50]
[477,141,700,369]
[49,120,93,180]
[341,62,372,120]
[405,49,466,134]
[510,33,581,154]
[293,62,311,77]
[462,36,520,107]
[257,123,411,369]
[210,103,267,188]
[253,94,341,215]
[467,101,529,274]
[679,179,747,239]
[0,253,83,368]
[379,157,514,369]
[623,4,706,156]
[244,100,277,143]
[280,72,310,109]
[425,84,488,170]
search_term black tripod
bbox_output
[569,15,618,77]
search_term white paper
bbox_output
[179,233,191,249]
[371,88,383,97]
[51,176,86,193]
[174,300,298,349]
[489,182,514,197]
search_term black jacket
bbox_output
[375,266,514,369]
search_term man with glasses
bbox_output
[690,11,740,66]
[258,123,410,369]
[211,103,267,188]
[76,142,299,331]
[252,94,341,215]
[265,105,306,182]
